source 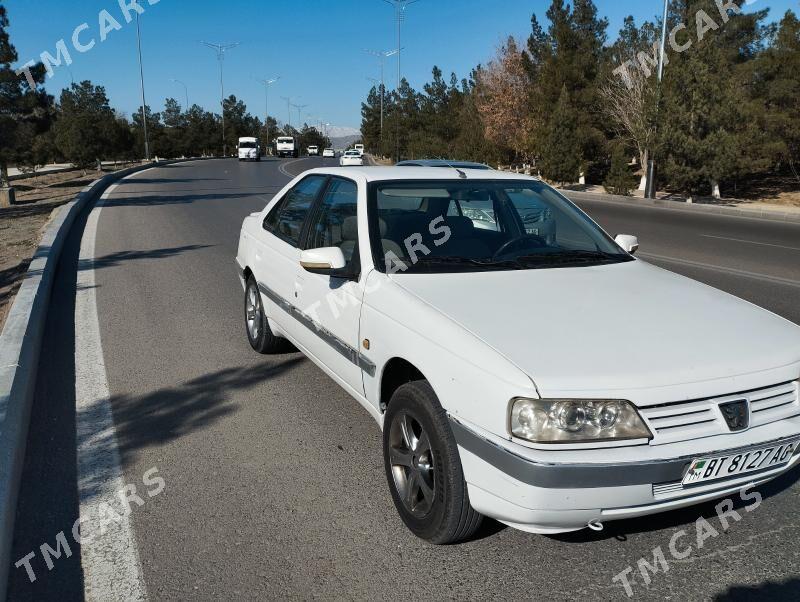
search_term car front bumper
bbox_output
[452,417,800,533]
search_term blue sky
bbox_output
[7,0,799,131]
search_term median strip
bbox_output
[0,158,212,601]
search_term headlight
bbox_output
[509,398,652,443]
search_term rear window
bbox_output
[239,141,256,148]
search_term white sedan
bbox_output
[322,148,335,158]
[339,150,364,166]
[236,166,800,543]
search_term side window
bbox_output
[264,175,326,246]
[307,178,359,268]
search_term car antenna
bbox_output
[444,161,467,179]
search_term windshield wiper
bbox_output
[514,250,629,266]
[413,256,522,269]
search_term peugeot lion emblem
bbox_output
[719,399,750,432]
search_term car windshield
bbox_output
[239,141,256,148]
[369,180,632,273]
[277,138,293,143]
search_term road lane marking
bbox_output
[701,234,800,252]
[639,252,800,289]
[75,182,148,601]
[278,157,315,178]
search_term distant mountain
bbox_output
[326,125,360,138]
[326,125,361,149]
[329,134,361,149]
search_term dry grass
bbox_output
[0,164,139,331]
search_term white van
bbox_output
[237,137,261,162]
[354,143,365,156]
[307,145,319,156]
[276,136,298,158]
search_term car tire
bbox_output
[244,276,288,354]
[383,380,483,544]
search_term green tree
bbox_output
[131,104,167,158]
[297,125,330,154]
[525,0,609,172]
[0,5,52,188]
[360,84,385,155]
[222,94,261,153]
[54,81,119,169]
[603,142,636,195]
[539,86,582,183]
[184,104,221,157]
[658,0,766,197]
[753,10,800,181]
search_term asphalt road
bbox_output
[9,158,800,601]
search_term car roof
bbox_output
[297,166,538,183]
[395,159,491,169]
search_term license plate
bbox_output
[682,440,798,486]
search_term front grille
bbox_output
[640,381,799,445]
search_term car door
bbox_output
[255,175,327,340]
[293,177,365,395]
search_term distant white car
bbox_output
[235,166,800,544]
[322,148,335,158]
[340,150,364,166]
[307,145,319,156]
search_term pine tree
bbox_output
[525,0,609,173]
[360,85,384,155]
[539,86,582,183]
[54,81,119,169]
[0,5,51,191]
[603,143,636,195]
[658,0,767,197]
[754,10,800,181]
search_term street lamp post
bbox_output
[645,0,669,199]
[170,78,189,109]
[257,77,279,154]
[281,96,299,129]
[135,12,150,161]
[292,103,309,129]
[200,41,240,157]
[364,48,399,142]
[381,1,418,160]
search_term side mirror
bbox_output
[299,247,347,274]
[615,234,639,254]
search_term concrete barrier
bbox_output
[0,158,211,600]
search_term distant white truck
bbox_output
[354,143,365,156]
[275,136,298,158]
[237,137,261,161]
[307,145,319,156]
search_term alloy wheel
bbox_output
[389,412,436,517]
[245,283,261,340]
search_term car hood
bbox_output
[390,260,800,400]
